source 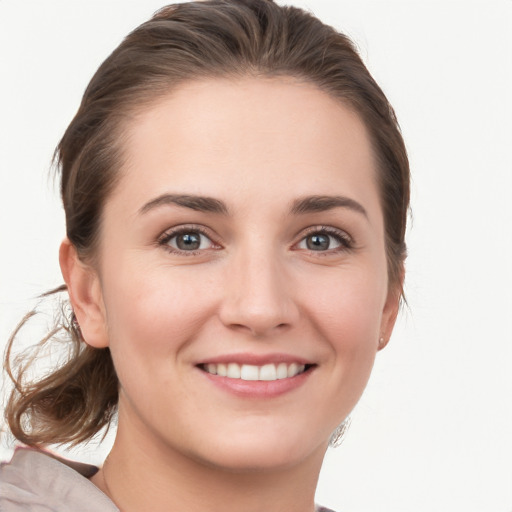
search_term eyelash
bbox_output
[296,226,355,255]
[157,225,354,256]
[157,225,219,256]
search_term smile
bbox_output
[200,362,311,381]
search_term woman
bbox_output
[1,1,409,511]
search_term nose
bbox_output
[218,249,300,337]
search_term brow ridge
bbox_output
[139,194,229,215]
[139,193,367,218]
[290,195,368,217]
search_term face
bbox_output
[76,77,400,471]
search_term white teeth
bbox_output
[287,362,298,377]
[287,363,306,378]
[203,362,308,381]
[276,363,288,379]
[227,363,241,379]
[240,365,259,381]
[259,363,277,381]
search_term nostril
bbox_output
[229,323,253,333]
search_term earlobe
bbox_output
[378,271,404,351]
[59,238,109,348]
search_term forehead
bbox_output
[111,77,381,221]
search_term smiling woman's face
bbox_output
[75,77,400,471]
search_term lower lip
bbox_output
[199,368,314,398]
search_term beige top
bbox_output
[0,448,119,512]
[0,447,336,512]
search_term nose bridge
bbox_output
[219,239,298,335]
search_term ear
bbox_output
[378,269,404,351]
[59,238,109,348]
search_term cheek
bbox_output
[100,263,216,376]
[307,266,386,341]
[304,267,385,388]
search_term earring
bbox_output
[71,312,84,342]
[379,336,386,348]
[329,417,351,448]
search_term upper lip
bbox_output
[196,353,315,366]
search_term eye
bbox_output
[299,233,341,251]
[296,227,353,253]
[171,232,208,251]
[158,227,218,254]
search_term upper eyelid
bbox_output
[296,225,353,242]
[158,224,217,242]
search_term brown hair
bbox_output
[4,0,409,447]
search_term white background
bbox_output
[1,1,511,511]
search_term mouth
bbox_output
[198,362,314,382]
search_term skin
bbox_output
[60,77,401,512]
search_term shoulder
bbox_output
[0,447,118,512]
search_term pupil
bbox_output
[307,234,329,251]
[177,233,200,250]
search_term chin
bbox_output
[186,428,327,473]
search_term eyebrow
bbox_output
[290,195,368,218]
[139,194,229,215]
[139,193,367,218]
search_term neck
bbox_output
[93,420,325,512]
